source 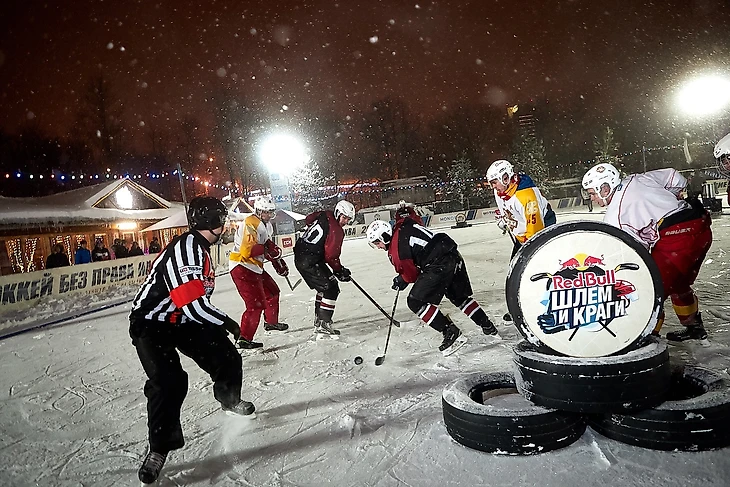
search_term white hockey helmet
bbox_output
[366,220,393,247]
[334,200,355,221]
[714,133,730,177]
[486,159,514,183]
[254,196,276,216]
[582,163,621,204]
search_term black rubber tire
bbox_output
[506,220,664,358]
[588,365,730,451]
[442,371,585,455]
[513,337,671,413]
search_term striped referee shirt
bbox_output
[130,231,228,325]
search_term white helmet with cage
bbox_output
[486,159,515,183]
[366,220,393,247]
[254,196,276,216]
[582,163,622,205]
[334,200,355,221]
[714,133,730,177]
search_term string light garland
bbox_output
[1,140,716,194]
[6,238,23,273]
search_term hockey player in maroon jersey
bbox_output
[366,217,498,355]
[294,200,355,337]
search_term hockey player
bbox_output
[487,159,553,321]
[582,163,712,341]
[229,196,290,349]
[366,218,498,356]
[294,200,355,337]
[129,196,255,485]
[395,200,424,225]
[715,132,730,206]
[487,159,552,258]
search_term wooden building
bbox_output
[0,178,183,275]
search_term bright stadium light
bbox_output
[259,134,309,176]
[676,75,730,118]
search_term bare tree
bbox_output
[210,90,268,197]
[360,97,419,180]
[427,104,508,175]
[75,74,124,165]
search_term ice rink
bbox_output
[1,209,729,487]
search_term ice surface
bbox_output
[1,209,729,487]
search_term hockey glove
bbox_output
[392,275,408,291]
[264,240,283,260]
[333,267,352,282]
[223,316,241,340]
[497,218,508,234]
[270,258,289,277]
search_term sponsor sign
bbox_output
[0,254,157,311]
[343,224,368,239]
[515,229,659,357]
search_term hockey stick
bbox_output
[285,275,302,291]
[350,278,401,327]
[375,290,399,366]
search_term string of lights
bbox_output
[2,140,715,193]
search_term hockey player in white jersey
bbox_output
[582,163,712,342]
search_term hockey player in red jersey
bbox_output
[294,200,355,337]
[366,217,498,355]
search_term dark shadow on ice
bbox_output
[160,401,444,485]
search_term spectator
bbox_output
[580,187,594,212]
[46,243,70,269]
[128,241,145,256]
[221,227,235,244]
[75,240,92,264]
[92,239,111,261]
[148,236,162,254]
[113,238,129,259]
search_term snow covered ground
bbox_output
[1,209,729,487]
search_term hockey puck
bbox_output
[354,356,363,365]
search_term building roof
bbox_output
[0,178,183,230]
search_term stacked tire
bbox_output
[443,222,730,454]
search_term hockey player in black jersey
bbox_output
[366,216,498,356]
[129,196,254,484]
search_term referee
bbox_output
[129,196,254,485]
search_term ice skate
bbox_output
[666,313,709,345]
[502,312,513,323]
[439,323,467,356]
[138,450,167,485]
[222,399,257,419]
[264,322,289,332]
[480,317,499,336]
[237,338,264,350]
[314,319,340,340]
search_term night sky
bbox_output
[1,0,728,152]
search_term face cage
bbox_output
[718,154,730,178]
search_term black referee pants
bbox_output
[129,318,243,454]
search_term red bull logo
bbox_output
[530,256,640,339]
[558,253,604,270]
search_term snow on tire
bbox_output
[442,371,585,455]
[588,366,730,451]
[513,337,671,413]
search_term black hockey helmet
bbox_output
[187,196,228,231]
